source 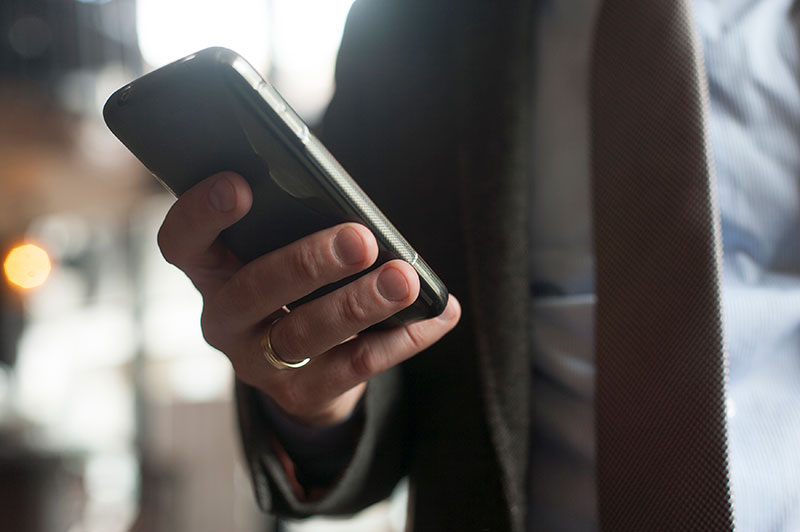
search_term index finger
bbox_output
[157,172,253,295]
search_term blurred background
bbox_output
[0,1,406,530]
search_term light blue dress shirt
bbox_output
[529,0,800,530]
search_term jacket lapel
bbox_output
[453,2,534,530]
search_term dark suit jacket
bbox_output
[238,2,537,530]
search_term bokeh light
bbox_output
[3,243,52,289]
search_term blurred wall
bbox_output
[0,1,403,531]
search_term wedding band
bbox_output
[261,316,311,370]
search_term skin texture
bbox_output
[157,171,461,426]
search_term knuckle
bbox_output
[406,327,427,352]
[156,223,180,266]
[349,341,378,378]
[292,245,322,284]
[403,325,428,353]
[341,289,369,324]
[200,306,225,350]
[200,309,218,346]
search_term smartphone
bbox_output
[103,47,447,327]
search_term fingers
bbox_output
[158,171,461,428]
[265,296,462,424]
[268,259,420,362]
[158,172,253,294]
[319,295,461,392]
[206,223,379,332]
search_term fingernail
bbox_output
[209,175,236,212]
[333,227,365,265]
[377,267,409,302]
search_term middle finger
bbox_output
[209,223,378,331]
[269,259,420,362]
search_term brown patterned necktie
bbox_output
[591,0,735,529]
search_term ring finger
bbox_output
[267,259,420,363]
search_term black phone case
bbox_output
[103,47,447,326]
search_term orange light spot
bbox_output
[4,244,52,289]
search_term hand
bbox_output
[157,172,461,426]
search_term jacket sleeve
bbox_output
[235,0,412,518]
[236,368,409,517]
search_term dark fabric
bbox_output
[591,0,734,529]
[453,3,535,527]
[237,1,533,531]
[236,0,737,530]
[258,394,365,488]
[237,365,410,516]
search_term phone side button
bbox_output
[257,81,286,113]
[282,110,309,142]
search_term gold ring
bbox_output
[261,316,310,370]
